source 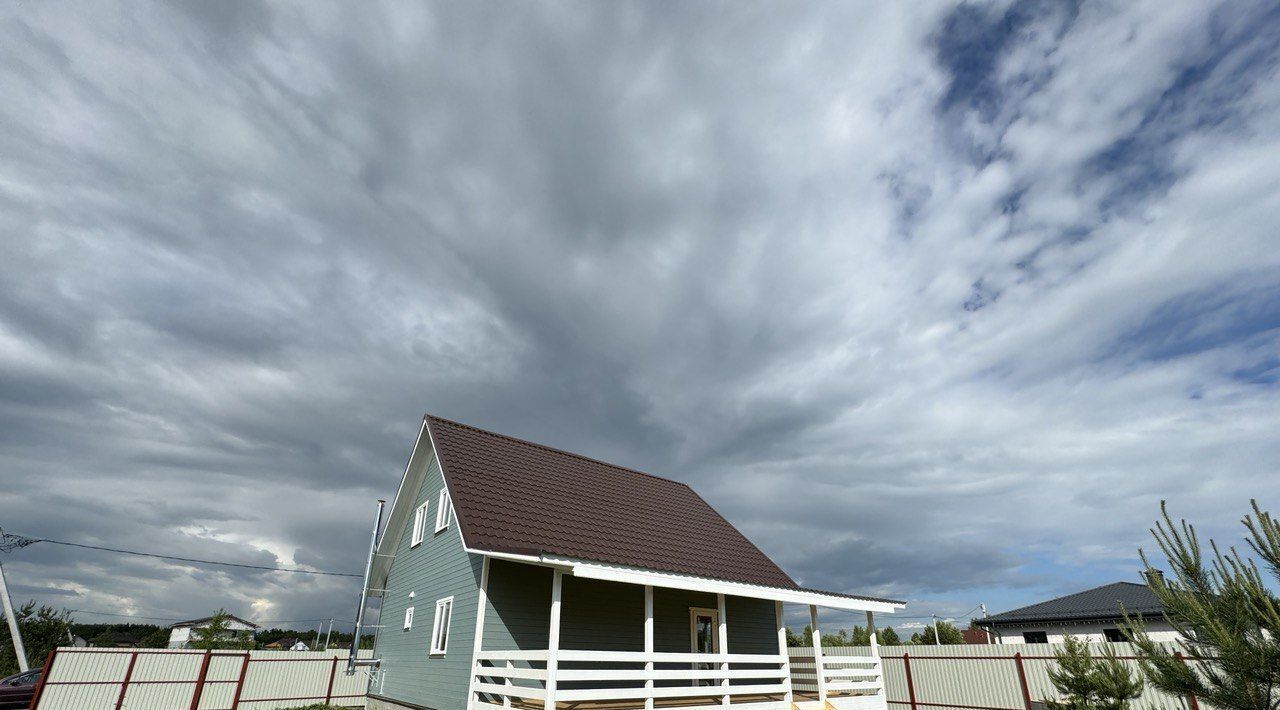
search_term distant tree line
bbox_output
[785,624,903,647]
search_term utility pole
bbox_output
[315,620,325,651]
[0,561,29,671]
[931,614,941,646]
[324,618,333,650]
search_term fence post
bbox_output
[325,656,339,704]
[1014,652,1033,710]
[188,650,213,710]
[113,652,139,710]
[1174,651,1200,710]
[229,653,251,710]
[26,648,57,710]
[902,653,918,710]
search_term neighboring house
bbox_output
[167,615,259,649]
[89,631,144,648]
[365,415,905,710]
[264,637,311,651]
[974,576,1178,644]
[961,628,994,645]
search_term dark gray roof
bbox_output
[975,582,1165,627]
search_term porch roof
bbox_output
[541,556,904,612]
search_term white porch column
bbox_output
[545,569,563,710]
[717,593,729,707]
[466,556,491,710]
[776,601,793,705]
[644,585,654,710]
[809,605,827,704]
[866,610,879,657]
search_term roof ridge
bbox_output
[424,414,697,490]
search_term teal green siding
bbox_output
[374,447,483,710]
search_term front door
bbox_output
[689,608,720,686]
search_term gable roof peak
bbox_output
[423,414,694,490]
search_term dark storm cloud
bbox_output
[1,0,1278,628]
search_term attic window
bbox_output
[411,501,429,547]
[434,488,452,532]
[403,606,414,630]
[430,597,452,655]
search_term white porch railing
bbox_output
[471,649,792,709]
[789,648,887,710]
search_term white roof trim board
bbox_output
[541,556,903,613]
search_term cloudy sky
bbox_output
[2,0,1278,635]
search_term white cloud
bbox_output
[0,0,1276,627]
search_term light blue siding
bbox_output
[374,446,483,710]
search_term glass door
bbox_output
[689,608,720,687]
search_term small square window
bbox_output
[430,597,453,654]
[1023,631,1048,644]
[411,502,429,547]
[403,606,414,630]
[434,489,452,533]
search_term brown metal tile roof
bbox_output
[425,415,798,589]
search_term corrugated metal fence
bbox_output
[790,644,1199,710]
[31,647,373,709]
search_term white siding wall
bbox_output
[989,620,1180,644]
[166,619,258,649]
[167,627,191,649]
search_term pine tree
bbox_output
[879,626,902,645]
[1124,501,1280,710]
[1045,635,1143,710]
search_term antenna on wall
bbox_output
[347,500,386,675]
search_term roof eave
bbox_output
[976,612,1165,627]
[526,554,905,612]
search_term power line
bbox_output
[2,530,361,578]
[69,609,356,625]
[69,609,183,622]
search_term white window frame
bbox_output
[411,501,429,547]
[430,596,453,655]
[403,606,414,630]
[434,488,452,533]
